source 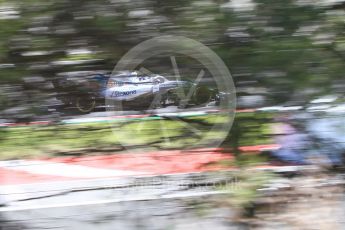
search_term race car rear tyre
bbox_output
[75,95,96,113]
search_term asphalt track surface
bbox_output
[0,144,283,230]
[65,105,220,122]
[0,164,299,230]
[1,104,235,127]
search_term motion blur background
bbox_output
[0,0,344,115]
[1,0,345,229]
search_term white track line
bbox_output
[0,166,314,211]
[0,190,227,212]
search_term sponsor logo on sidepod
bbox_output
[111,90,137,97]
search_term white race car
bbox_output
[54,71,219,113]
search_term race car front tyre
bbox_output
[75,95,96,113]
[194,86,212,105]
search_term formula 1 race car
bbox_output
[53,71,220,113]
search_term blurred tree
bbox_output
[0,0,343,120]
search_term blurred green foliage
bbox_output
[0,112,273,159]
